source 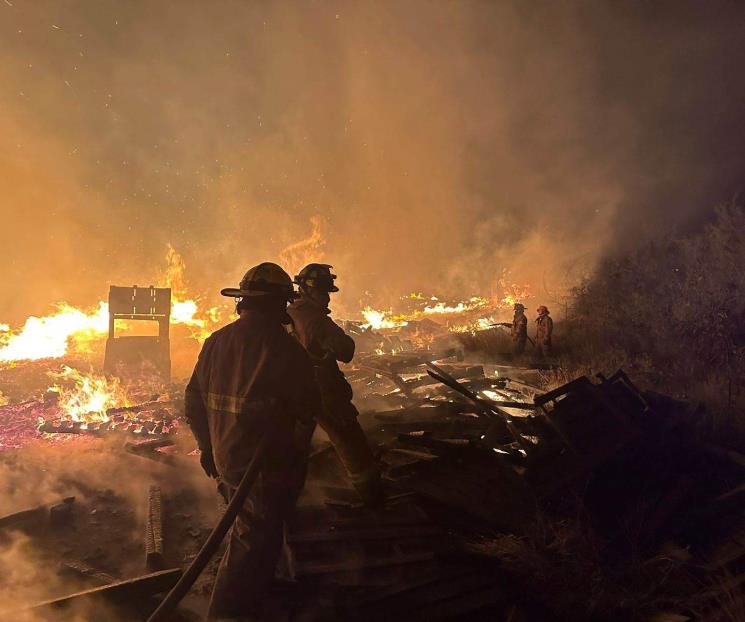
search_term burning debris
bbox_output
[0,246,225,368]
[0,292,744,621]
[0,250,733,620]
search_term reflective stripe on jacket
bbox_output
[185,310,322,484]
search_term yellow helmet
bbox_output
[221,262,294,300]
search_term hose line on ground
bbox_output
[147,434,271,622]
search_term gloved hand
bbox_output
[199,448,218,479]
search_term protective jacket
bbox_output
[287,295,381,498]
[185,310,322,486]
[287,296,356,416]
[536,314,554,345]
[511,312,528,354]
[511,313,528,340]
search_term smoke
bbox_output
[0,437,218,618]
[1,1,744,323]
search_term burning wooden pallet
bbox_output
[38,397,178,438]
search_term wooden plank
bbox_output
[0,496,75,530]
[351,571,504,622]
[126,439,176,465]
[288,524,442,544]
[16,568,182,614]
[347,566,474,608]
[59,560,119,586]
[417,584,506,622]
[294,551,435,577]
[145,486,165,570]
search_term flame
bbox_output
[423,296,489,315]
[163,243,188,298]
[495,271,531,309]
[449,317,496,334]
[358,280,532,337]
[171,299,200,325]
[48,366,131,423]
[171,300,224,342]
[279,216,325,274]
[163,245,225,342]
[0,302,109,363]
[0,244,226,363]
[362,296,493,331]
[361,307,409,330]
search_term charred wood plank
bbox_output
[0,496,75,531]
[294,551,435,577]
[288,524,443,544]
[59,560,119,586]
[126,439,176,465]
[145,486,165,570]
[16,568,181,615]
[354,571,504,622]
[107,400,175,416]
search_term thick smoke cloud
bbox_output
[1,1,744,323]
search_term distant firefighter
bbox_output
[535,305,554,356]
[288,263,383,506]
[511,303,528,355]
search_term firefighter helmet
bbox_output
[536,305,550,315]
[220,262,295,300]
[294,263,339,292]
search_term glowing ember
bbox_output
[0,302,109,363]
[48,365,131,423]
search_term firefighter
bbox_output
[185,262,323,620]
[535,305,554,357]
[288,263,384,506]
[511,303,528,355]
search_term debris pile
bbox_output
[2,345,745,619]
[283,358,745,620]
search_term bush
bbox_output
[565,203,745,403]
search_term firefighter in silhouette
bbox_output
[288,263,384,506]
[185,262,322,620]
[535,305,554,357]
[511,303,528,355]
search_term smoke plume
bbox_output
[1,1,744,321]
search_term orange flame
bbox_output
[361,307,409,330]
[279,216,325,274]
[0,302,109,362]
[0,245,224,363]
[48,366,131,423]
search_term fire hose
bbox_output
[146,434,271,622]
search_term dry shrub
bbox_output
[466,516,694,621]
[563,203,745,406]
